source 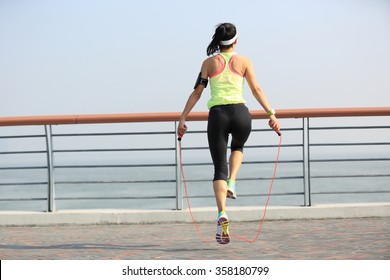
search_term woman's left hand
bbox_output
[268,115,281,135]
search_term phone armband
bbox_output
[194,72,208,89]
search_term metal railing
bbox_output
[0,107,389,212]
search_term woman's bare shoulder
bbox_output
[235,54,251,64]
[203,55,219,65]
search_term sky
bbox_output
[0,0,389,118]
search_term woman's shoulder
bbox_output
[203,53,250,63]
[201,55,221,69]
[203,55,219,63]
[234,53,251,64]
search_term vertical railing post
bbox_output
[174,121,183,210]
[302,118,311,206]
[307,118,312,206]
[302,118,306,206]
[44,125,55,212]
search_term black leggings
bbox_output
[207,104,252,181]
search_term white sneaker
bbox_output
[216,212,230,244]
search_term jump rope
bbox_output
[178,127,282,244]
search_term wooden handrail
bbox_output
[0,107,389,127]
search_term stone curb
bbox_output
[0,202,389,226]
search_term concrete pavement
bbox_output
[0,217,389,260]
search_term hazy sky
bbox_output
[1,0,389,117]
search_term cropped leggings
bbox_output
[207,104,252,181]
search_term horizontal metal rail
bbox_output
[0,107,389,211]
[1,107,390,126]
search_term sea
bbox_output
[0,161,389,212]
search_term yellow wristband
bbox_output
[267,109,276,116]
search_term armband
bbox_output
[194,72,208,89]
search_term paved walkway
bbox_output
[0,218,389,260]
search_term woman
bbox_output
[178,23,280,245]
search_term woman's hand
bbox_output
[268,115,281,135]
[177,119,188,140]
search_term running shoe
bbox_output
[216,211,230,244]
[226,179,237,199]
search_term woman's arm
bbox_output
[245,59,281,133]
[178,62,208,138]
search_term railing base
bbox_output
[0,202,389,226]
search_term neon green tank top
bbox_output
[208,52,246,110]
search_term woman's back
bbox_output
[207,52,247,109]
[205,53,248,78]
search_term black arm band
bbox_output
[194,72,208,89]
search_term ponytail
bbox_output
[207,23,237,56]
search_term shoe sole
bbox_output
[216,217,230,244]
[227,189,237,199]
